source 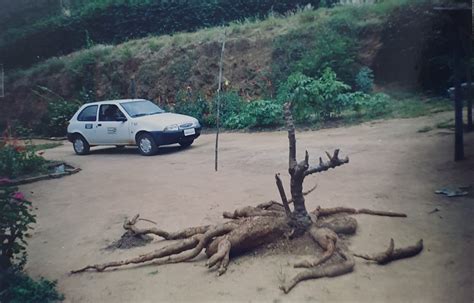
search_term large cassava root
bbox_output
[354,238,424,265]
[71,101,423,294]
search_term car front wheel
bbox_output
[179,139,194,148]
[73,135,90,155]
[137,133,158,156]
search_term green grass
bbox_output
[387,97,452,119]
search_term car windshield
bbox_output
[120,100,165,118]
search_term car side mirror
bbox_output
[116,116,127,122]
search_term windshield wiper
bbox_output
[133,113,149,117]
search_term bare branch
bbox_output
[313,207,407,218]
[305,149,349,176]
[275,174,292,216]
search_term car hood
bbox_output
[134,112,197,126]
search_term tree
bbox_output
[72,102,423,293]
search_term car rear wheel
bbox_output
[137,133,158,156]
[73,135,90,155]
[179,139,194,148]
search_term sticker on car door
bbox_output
[107,127,117,134]
[85,124,93,129]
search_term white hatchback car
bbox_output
[67,99,201,156]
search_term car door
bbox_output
[95,104,130,144]
[75,104,99,144]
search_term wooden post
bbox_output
[434,4,470,161]
[130,76,136,99]
[466,41,473,132]
[453,39,464,161]
[215,30,226,172]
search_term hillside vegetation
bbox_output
[1,0,334,69]
[2,0,456,136]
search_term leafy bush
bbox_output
[278,68,350,122]
[365,93,390,117]
[0,186,36,271]
[224,100,283,129]
[44,100,81,137]
[215,92,246,124]
[174,91,212,126]
[0,142,47,179]
[0,272,64,303]
[0,186,63,302]
[272,19,358,88]
[341,92,391,118]
[355,67,374,93]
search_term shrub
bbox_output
[0,187,63,302]
[272,21,358,88]
[0,272,64,303]
[174,91,212,126]
[224,100,283,129]
[210,92,246,127]
[278,68,350,122]
[341,92,391,118]
[365,93,390,118]
[355,67,374,93]
[0,142,47,179]
[0,186,36,271]
[44,100,81,137]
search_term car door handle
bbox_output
[97,124,102,127]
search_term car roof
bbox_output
[82,99,149,106]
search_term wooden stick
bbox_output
[215,29,226,172]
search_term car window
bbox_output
[99,104,126,121]
[77,105,98,122]
[120,100,164,118]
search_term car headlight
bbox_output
[164,124,179,132]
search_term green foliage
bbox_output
[0,143,48,179]
[341,91,391,118]
[44,100,82,137]
[272,15,359,88]
[224,100,283,129]
[0,186,36,271]
[1,0,324,69]
[174,91,212,126]
[278,68,350,122]
[355,67,374,93]
[0,271,64,303]
[215,92,246,125]
[0,186,63,302]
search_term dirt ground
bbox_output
[23,112,473,303]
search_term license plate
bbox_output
[184,128,195,136]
